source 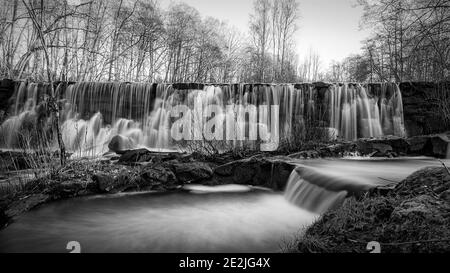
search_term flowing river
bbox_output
[0,157,447,253]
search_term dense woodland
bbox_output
[0,0,449,83]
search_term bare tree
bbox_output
[21,0,66,166]
[250,0,271,82]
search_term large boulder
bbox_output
[213,157,296,189]
[137,165,177,187]
[407,133,450,158]
[356,139,394,157]
[167,162,213,183]
[139,166,176,184]
[108,135,136,154]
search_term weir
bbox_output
[0,82,405,155]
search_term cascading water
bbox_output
[283,157,450,214]
[328,83,405,140]
[284,169,348,214]
[0,82,406,156]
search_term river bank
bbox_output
[291,165,450,253]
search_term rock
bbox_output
[371,143,393,157]
[213,157,296,189]
[407,136,428,153]
[5,194,50,219]
[92,173,116,193]
[318,142,357,157]
[407,133,450,158]
[356,138,400,157]
[139,166,177,185]
[108,135,136,154]
[118,149,182,165]
[383,137,410,155]
[430,134,450,158]
[168,162,213,183]
[355,137,411,157]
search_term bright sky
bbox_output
[161,0,371,68]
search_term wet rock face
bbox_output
[399,82,450,136]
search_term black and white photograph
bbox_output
[0,0,449,263]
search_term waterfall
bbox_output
[284,166,373,214]
[0,82,406,156]
[328,83,405,140]
[284,170,348,214]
